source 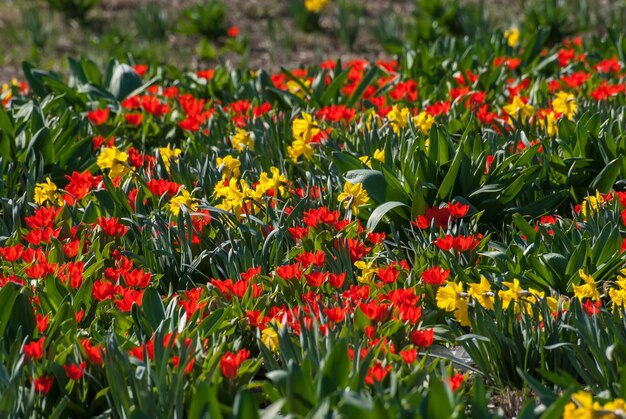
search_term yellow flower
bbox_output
[286,79,311,99]
[216,155,241,178]
[355,260,377,284]
[257,167,287,196]
[413,111,435,135]
[454,298,471,327]
[581,191,604,218]
[468,276,494,310]
[159,144,182,172]
[261,327,279,352]
[498,279,523,310]
[34,178,64,206]
[292,112,320,143]
[573,269,600,301]
[304,0,330,13]
[543,110,558,137]
[337,182,369,215]
[288,139,315,162]
[436,282,464,312]
[387,104,409,135]
[359,149,385,167]
[169,188,198,216]
[552,91,577,120]
[504,27,520,48]
[503,96,534,121]
[563,391,606,419]
[231,129,255,151]
[97,146,131,178]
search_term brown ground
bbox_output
[0,0,415,81]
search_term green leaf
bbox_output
[109,63,142,100]
[142,287,165,331]
[590,158,620,193]
[367,201,407,231]
[233,389,260,419]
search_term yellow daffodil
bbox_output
[216,155,241,178]
[169,188,198,216]
[468,276,494,310]
[337,182,369,215]
[498,279,523,310]
[503,96,534,121]
[231,129,255,151]
[261,326,279,352]
[257,167,287,196]
[304,0,329,13]
[97,146,131,178]
[552,91,577,120]
[359,148,385,167]
[355,260,377,284]
[573,269,600,301]
[581,190,605,218]
[504,27,520,48]
[413,111,435,135]
[159,144,182,172]
[34,178,64,206]
[286,79,311,99]
[436,282,464,312]
[387,104,409,135]
[292,112,320,143]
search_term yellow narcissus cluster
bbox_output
[436,276,560,326]
[213,167,287,217]
[34,178,64,206]
[97,146,131,178]
[355,260,377,284]
[337,182,369,215]
[563,391,626,419]
[288,112,319,162]
[608,268,626,313]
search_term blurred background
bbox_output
[0,0,624,80]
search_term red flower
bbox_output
[114,288,145,312]
[377,265,399,284]
[410,328,434,348]
[33,375,54,394]
[0,244,23,262]
[365,362,391,385]
[125,113,143,126]
[81,339,104,366]
[97,216,128,237]
[276,263,303,281]
[122,268,151,288]
[36,313,49,333]
[400,348,417,364]
[88,108,110,125]
[92,279,116,301]
[305,271,326,287]
[448,373,465,391]
[227,26,240,37]
[323,306,347,323]
[64,362,87,380]
[24,336,46,360]
[220,349,250,380]
[421,266,449,286]
[328,272,346,289]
